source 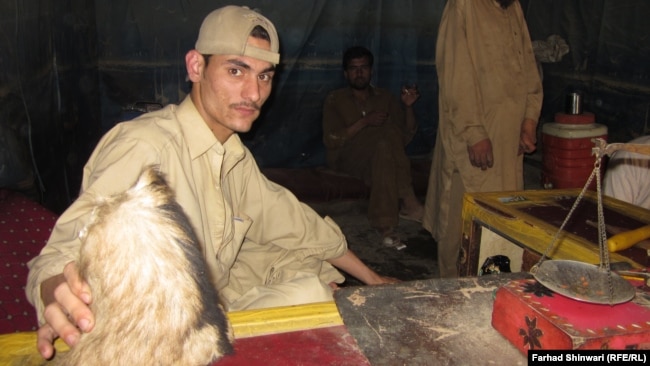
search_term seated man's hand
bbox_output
[37,262,94,359]
[400,85,420,107]
[364,111,389,126]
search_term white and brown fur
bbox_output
[53,166,233,365]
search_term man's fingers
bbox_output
[63,262,92,304]
[61,262,93,332]
[43,300,82,346]
[37,263,94,361]
[468,138,493,170]
[519,122,538,155]
[477,153,493,170]
[519,140,537,155]
[487,151,494,168]
[54,283,93,333]
[467,147,477,167]
[46,275,93,342]
[36,323,58,359]
[382,275,401,284]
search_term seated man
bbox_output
[603,135,650,209]
[27,6,398,360]
[322,46,424,248]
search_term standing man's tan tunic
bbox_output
[423,0,543,277]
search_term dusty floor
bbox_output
[309,199,437,286]
[306,152,544,287]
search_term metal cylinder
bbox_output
[565,92,583,115]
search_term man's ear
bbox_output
[185,50,204,83]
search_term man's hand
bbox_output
[37,262,94,359]
[363,111,389,126]
[400,85,420,107]
[468,138,494,170]
[327,250,401,288]
[519,118,538,155]
[328,274,399,291]
[371,275,401,285]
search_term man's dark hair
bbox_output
[496,0,516,9]
[342,46,374,70]
[203,25,271,65]
[250,25,271,43]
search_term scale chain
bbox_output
[531,145,615,304]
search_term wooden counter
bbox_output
[460,189,650,276]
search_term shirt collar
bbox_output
[176,96,246,163]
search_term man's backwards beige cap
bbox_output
[195,5,280,65]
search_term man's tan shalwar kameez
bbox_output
[423,0,543,277]
[323,86,416,230]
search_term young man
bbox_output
[322,46,424,248]
[27,6,397,360]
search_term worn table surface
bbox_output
[334,273,529,365]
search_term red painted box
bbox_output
[492,278,650,354]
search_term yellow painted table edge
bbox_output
[227,300,343,338]
[0,301,342,365]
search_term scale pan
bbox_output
[532,260,636,305]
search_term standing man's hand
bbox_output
[37,262,94,359]
[519,118,538,155]
[468,138,494,170]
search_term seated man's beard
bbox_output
[350,79,370,90]
[496,0,516,9]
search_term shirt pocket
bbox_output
[217,212,252,270]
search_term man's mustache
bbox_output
[231,102,261,111]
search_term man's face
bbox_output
[190,36,275,142]
[344,57,372,90]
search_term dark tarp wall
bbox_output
[0,0,99,213]
[524,0,650,141]
[93,0,444,168]
[1,0,649,214]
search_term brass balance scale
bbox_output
[531,138,650,305]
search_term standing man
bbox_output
[423,0,543,277]
[322,46,424,248]
[27,6,398,360]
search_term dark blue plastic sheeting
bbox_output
[1,0,650,212]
